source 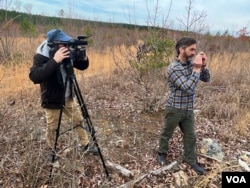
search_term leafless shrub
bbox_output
[177,0,208,34]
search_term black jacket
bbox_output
[29,54,89,109]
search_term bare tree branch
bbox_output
[177,0,208,33]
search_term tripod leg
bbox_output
[48,106,64,182]
[70,75,110,179]
[48,75,69,183]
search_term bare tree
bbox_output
[23,3,32,14]
[65,0,74,18]
[0,0,13,20]
[0,14,21,62]
[111,0,175,112]
[0,0,12,10]
[145,0,173,28]
[58,9,65,18]
[13,0,21,12]
[177,0,208,33]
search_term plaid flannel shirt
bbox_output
[166,59,210,110]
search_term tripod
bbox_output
[48,59,110,183]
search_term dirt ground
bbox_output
[0,74,249,188]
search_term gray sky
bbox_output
[4,0,250,35]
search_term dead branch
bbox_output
[242,151,250,156]
[0,15,21,35]
[199,153,235,168]
[117,160,178,188]
[106,160,134,177]
[199,153,223,163]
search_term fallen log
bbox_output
[117,160,178,188]
[106,160,134,177]
[242,151,250,156]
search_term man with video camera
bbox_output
[29,29,98,161]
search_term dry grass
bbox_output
[232,111,250,137]
[209,52,250,85]
[68,50,250,135]
[0,38,249,187]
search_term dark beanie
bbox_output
[175,37,196,55]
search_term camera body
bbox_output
[48,35,90,60]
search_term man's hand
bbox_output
[53,47,70,63]
[198,51,207,69]
[193,54,203,72]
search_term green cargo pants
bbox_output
[158,106,197,165]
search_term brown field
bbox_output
[0,36,249,187]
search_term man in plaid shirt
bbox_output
[157,37,210,175]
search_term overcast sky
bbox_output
[3,0,250,35]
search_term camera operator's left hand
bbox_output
[53,47,70,63]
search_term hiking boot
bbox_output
[157,153,167,165]
[81,144,99,155]
[190,163,206,175]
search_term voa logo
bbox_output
[226,176,246,184]
[222,172,250,188]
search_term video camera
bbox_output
[48,35,90,60]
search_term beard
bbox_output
[183,51,195,61]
